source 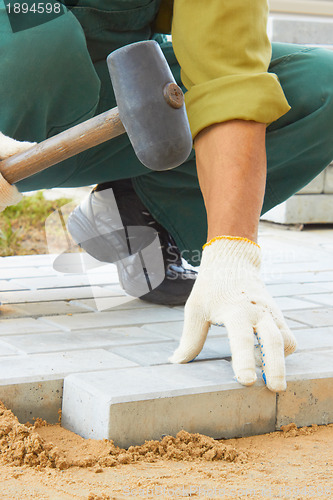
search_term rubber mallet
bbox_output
[0,40,193,185]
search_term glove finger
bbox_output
[224,314,257,386]
[255,312,286,392]
[169,302,210,364]
[270,307,297,357]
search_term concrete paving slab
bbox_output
[0,317,63,334]
[0,255,54,267]
[285,318,313,329]
[0,328,172,354]
[274,296,323,311]
[293,327,333,352]
[277,349,333,427]
[263,259,333,275]
[264,271,333,286]
[41,308,184,331]
[285,308,333,328]
[266,283,331,297]
[142,321,228,340]
[70,297,159,312]
[285,350,333,379]
[108,336,231,367]
[0,339,23,356]
[0,301,89,318]
[0,380,63,425]
[0,285,124,304]
[62,361,276,446]
[0,349,137,384]
[0,280,29,292]
[13,273,119,290]
[297,293,333,307]
[276,378,333,428]
[0,304,36,319]
[0,267,59,279]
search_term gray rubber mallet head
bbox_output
[0,40,192,185]
[107,40,193,171]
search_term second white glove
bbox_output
[169,236,297,392]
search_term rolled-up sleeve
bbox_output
[171,0,291,139]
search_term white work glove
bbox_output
[0,132,36,212]
[169,236,297,392]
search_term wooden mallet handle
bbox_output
[0,107,125,185]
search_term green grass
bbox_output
[0,191,73,257]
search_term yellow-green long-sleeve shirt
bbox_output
[69,0,290,140]
[156,0,290,138]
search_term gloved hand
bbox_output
[0,132,36,212]
[169,236,297,392]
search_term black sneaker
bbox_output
[67,179,197,305]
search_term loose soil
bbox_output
[0,402,332,499]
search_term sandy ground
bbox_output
[0,402,332,499]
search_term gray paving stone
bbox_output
[303,281,333,292]
[0,303,33,319]
[0,328,171,354]
[142,321,228,340]
[293,327,333,352]
[13,273,118,290]
[0,267,58,279]
[266,283,330,297]
[109,336,231,366]
[41,308,184,331]
[0,285,124,304]
[0,255,54,267]
[274,296,322,311]
[264,259,333,275]
[285,318,313,329]
[0,280,29,292]
[70,297,159,312]
[276,351,333,428]
[297,293,333,308]
[285,308,333,328]
[1,301,89,318]
[276,378,333,428]
[109,341,179,366]
[285,351,333,380]
[62,361,276,446]
[0,380,63,425]
[264,271,333,286]
[0,349,137,384]
[0,339,23,356]
[0,317,63,335]
[103,326,174,343]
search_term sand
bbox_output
[0,401,332,499]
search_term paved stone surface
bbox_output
[0,221,332,443]
[62,362,276,446]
